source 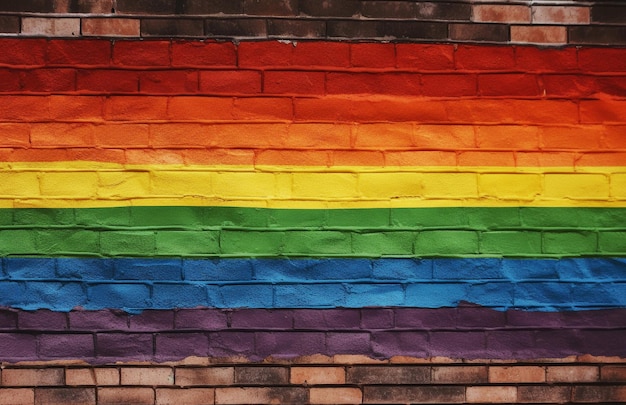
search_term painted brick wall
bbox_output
[0,2,625,404]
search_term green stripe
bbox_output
[0,207,624,258]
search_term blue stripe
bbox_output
[1,257,625,313]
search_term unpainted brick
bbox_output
[347,366,430,384]
[310,387,362,404]
[0,388,34,405]
[97,387,155,404]
[547,366,599,382]
[466,386,517,403]
[155,388,215,405]
[2,368,64,387]
[0,16,20,33]
[511,25,567,44]
[532,6,590,24]
[22,18,80,37]
[121,367,174,386]
[433,366,488,383]
[215,387,307,404]
[518,385,572,403]
[364,386,465,404]
[65,368,119,386]
[489,366,545,383]
[602,366,626,381]
[176,367,234,386]
[235,367,288,385]
[290,367,345,385]
[473,5,530,23]
[82,18,140,37]
[34,388,96,405]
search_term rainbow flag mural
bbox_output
[0,38,625,363]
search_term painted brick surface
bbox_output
[0,2,625,404]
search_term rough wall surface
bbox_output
[0,1,625,404]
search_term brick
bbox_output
[473,5,530,23]
[0,124,30,147]
[233,97,292,120]
[39,334,94,358]
[22,18,80,37]
[155,333,209,359]
[581,100,626,123]
[77,70,138,92]
[422,74,476,96]
[176,367,233,386]
[579,48,626,72]
[215,387,307,404]
[364,386,465,404]
[267,19,326,38]
[82,18,140,37]
[433,366,488,383]
[515,46,578,72]
[18,309,65,330]
[455,45,515,70]
[592,5,626,24]
[49,94,103,120]
[106,96,168,120]
[544,174,609,199]
[290,367,345,385]
[327,20,385,39]
[547,366,599,382]
[466,386,517,403]
[603,366,626,382]
[569,26,626,46]
[168,96,232,120]
[511,25,567,44]
[0,16,20,33]
[396,44,454,70]
[310,388,362,404]
[532,6,590,24]
[21,68,76,92]
[34,388,95,405]
[573,386,626,402]
[180,0,242,14]
[449,23,509,42]
[235,367,288,385]
[47,40,111,66]
[264,71,325,94]
[0,0,53,12]
[65,368,119,386]
[489,366,545,383]
[351,43,395,68]
[361,1,417,18]
[156,388,215,405]
[518,386,571,403]
[58,0,115,13]
[3,368,64,386]
[115,0,176,14]
[140,70,198,93]
[243,0,298,16]
[479,73,540,96]
[98,388,154,405]
[347,366,429,384]
[385,21,448,40]
[141,19,205,37]
[0,389,34,405]
[205,18,267,37]
[299,0,359,17]
[121,368,174,386]
[171,41,236,66]
[199,70,261,94]
[292,42,350,67]
[327,72,420,95]
[0,39,47,65]
[113,41,170,66]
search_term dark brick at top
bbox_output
[592,5,626,24]
[361,1,471,21]
[244,0,298,16]
[116,0,177,14]
[299,0,360,17]
[0,0,54,12]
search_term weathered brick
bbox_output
[243,0,298,16]
[327,20,385,39]
[299,0,360,17]
[569,26,626,45]
[573,385,626,402]
[115,0,176,14]
[156,388,215,405]
[547,366,599,382]
[98,387,154,404]
[347,366,430,384]
[466,386,517,403]
[2,368,64,386]
[34,388,95,405]
[602,366,626,382]
[0,388,34,405]
[65,368,119,386]
[518,386,571,403]
[364,386,465,404]
[0,0,53,12]
[141,19,205,37]
[267,19,326,38]
[592,5,626,24]
[215,387,307,404]
[489,366,545,383]
[235,367,288,385]
[180,0,242,14]
[22,18,80,37]
[0,16,20,33]
[511,25,567,44]
[82,18,140,37]
[532,6,590,24]
[58,0,115,13]
[121,368,174,386]
[385,21,447,40]
[176,367,234,386]
[205,18,267,37]
[432,366,488,383]
[291,367,345,385]
[449,23,509,42]
[473,5,530,23]
[310,387,362,404]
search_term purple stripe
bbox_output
[1,306,625,363]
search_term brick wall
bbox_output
[1,1,626,404]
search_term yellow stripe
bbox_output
[0,162,624,209]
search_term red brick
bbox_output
[0,69,21,91]
[0,39,47,66]
[47,40,111,66]
[238,41,294,67]
[49,95,104,121]
[290,367,345,385]
[351,43,395,68]
[396,44,455,70]
[511,26,567,44]
[30,123,94,147]
[540,126,602,150]
[489,366,545,383]
[171,41,236,67]
[473,5,530,23]
[292,42,350,67]
[422,74,476,96]
[77,70,139,92]
[98,388,154,404]
[0,388,34,405]
[2,368,64,386]
[476,125,539,149]
[113,41,170,66]
[515,46,578,72]
[199,70,261,94]
[327,72,421,95]
[310,387,362,404]
[140,70,198,93]
[156,388,215,405]
[466,386,517,403]
[105,96,168,120]
[34,388,95,405]
[233,97,293,120]
[176,367,233,386]
[532,6,590,24]
[580,100,626,124]
[478,73,540,96]
[93,123,149,147]
[603,126,626,148]
[455,45,515,70]
[578,48,626,72]
[602,366,626,381]
[168,96,233,121]
[121,368,174,386]
[82,18,140,37]
[0,95,50,121]
[21,68,75,92]
[263,71,325,95]
[0,124,30,147]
